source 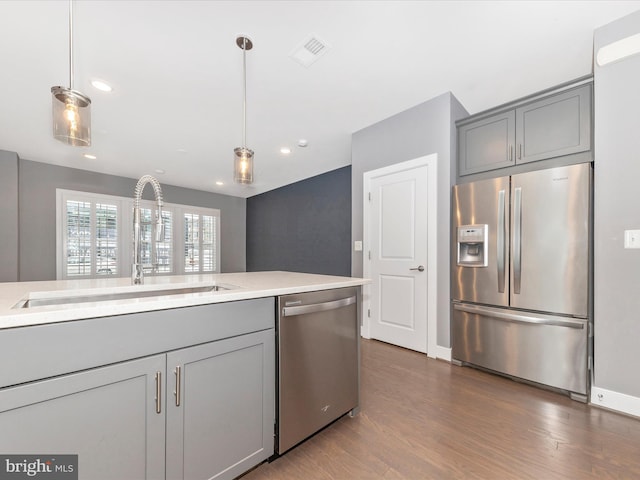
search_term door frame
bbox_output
[362,154,438,358]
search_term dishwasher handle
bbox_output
[282,295,356,317]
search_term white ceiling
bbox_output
[1,1,639,198]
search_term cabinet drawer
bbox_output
[0,297,275,389]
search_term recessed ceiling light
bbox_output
[215,181,224,186]
[154,169,165,175]
[91,80,112,92]
[280,147,291,155]
[297,139,308,148]
[83,153,97,160]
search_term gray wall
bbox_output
[351,92,468,348]
[593,11,640,399]
[246,166,351,277]
[14,158,246,281]
[0,151,19,282]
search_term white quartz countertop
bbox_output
[0,271,369,330]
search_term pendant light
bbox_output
[51,0,91,146]
[234,36,254,184]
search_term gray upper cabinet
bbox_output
[458,81,592,176]
[515,85,591,165]
[458,110,516,175]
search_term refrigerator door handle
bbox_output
[453,303,585,329]
[513,187,522,294]
[497,189,506,293]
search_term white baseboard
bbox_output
[591,386,640,418]
[434,346,451,362]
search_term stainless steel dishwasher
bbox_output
[276,287,359,454]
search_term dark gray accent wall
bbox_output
[351,92,468,348]
[16,159,246,281]
[246,166,351,277]
[0,150,19,282]
[593,11,640,401]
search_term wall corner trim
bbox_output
[590,386,640,418]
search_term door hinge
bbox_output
[368,251,371,260]
[367,309,371,318]
[368,192,371,201]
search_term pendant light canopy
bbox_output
[234,36,254,185]
[51,0,91,146]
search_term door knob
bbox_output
[410,265,425,272]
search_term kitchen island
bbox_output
[0,271,368,480]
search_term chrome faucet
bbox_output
[132,175,164,285]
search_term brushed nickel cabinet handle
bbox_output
[155,371,162,414]
[174,366,181,407]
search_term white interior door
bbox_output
[364,158,432,353]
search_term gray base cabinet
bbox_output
[0,355,166,479]
[458,80,592,176]
[0,298,275,480]
[166,329,275,480]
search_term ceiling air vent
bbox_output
[289,34,331,68]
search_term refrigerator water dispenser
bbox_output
[457,225,488,267]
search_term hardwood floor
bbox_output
[242,339,640,479]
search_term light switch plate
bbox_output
[624,230,640,248]
[354,240,363,251]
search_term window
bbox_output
[139,207,174,275]
[58,191,124,279]
[182,209,218,274]
[57,189,220,280]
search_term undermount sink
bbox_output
[13,284,237,309]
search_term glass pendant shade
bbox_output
[234,147,254,184]
[51,86,91,146]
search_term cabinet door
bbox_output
[0,355,166,480]
[458,110,515,176]
[166,329,275,480]
[515,84,592,165]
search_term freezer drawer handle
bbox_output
[282,296,356,317]
[453,303,585,329]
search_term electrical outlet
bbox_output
[354,241,363,251]
[624,230,640,248]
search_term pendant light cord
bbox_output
[68,0,74,90]
[242,37,247,149]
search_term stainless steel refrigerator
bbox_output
[451,163,591,400]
